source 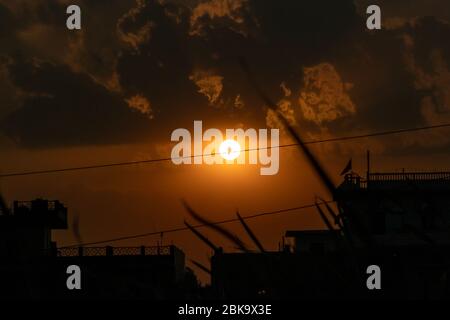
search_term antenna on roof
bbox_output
[366,150,371,182]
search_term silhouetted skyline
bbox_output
[0,0,449,287]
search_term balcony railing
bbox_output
[369,172,450,182]
[341,172,450,190]
[54,245,173,257]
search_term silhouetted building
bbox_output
[42,245,188,299]
[0,199,198,299]
[0,199,67,258]
[210,170,450,299]
[337,171,450,245]
[210,246,365,299]
[285,230,337,254]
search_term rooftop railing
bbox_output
[369,172,450,181]
[341,172,450,189]
[55,245,173,257]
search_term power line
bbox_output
[60,200,334,248]
[1,123,450,178]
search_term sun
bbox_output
[219,139,241,161]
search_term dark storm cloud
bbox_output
[0,0,158,147]
[1,60,154,148]
[283,13,450,155]
[116,0,362,129]
[355,0,450,23]
[0,0,449,152]
[0,4,14,38]
[0,3,23,123]
[0,3,19,55]
[114,0,450,154]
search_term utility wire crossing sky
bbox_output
[61,200,335,248]
[1,122,449,178]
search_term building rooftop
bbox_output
[0,199,67,229]
[54,245,181,257]
[339,171,450,191]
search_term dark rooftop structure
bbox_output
[285,230,337,254]
[0,198,197,299]
[0,199,68,258]
[209,163,450,299]
[337,171,450,243]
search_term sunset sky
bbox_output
[0,0,449,282]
